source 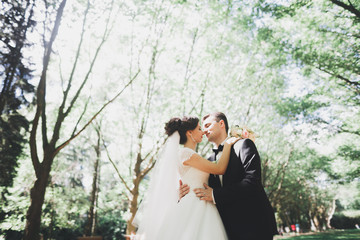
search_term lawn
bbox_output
[274,229,360,240]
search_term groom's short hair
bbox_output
[202,112,229,134]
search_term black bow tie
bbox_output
[212,144,224,155]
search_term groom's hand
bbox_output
[178,180,190,202]
[194,183,213,202]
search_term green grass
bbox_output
[275,229,360,240]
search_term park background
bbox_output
[0,0,359,239]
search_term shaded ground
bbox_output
[274,229,360,240]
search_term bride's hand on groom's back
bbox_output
[178,180,190,202]
[225,137,240,146]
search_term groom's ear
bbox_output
[219,120,225,129]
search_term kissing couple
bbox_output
[133,112,278,240]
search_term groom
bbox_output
[180,112,278,240]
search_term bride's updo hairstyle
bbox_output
[165,116,199,144]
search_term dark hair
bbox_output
[165,116,199,144]
[202,112,229,133]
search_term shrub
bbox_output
[330,213,360,229]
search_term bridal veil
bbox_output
[133,131,181,239]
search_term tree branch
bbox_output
[51,0,114,147]
[62,0,90,103]
[135,39,161,152]
[54,0,90,132]
[30,107,41,178]
[140,156,156,179]
[330,0,360,18]
[71,94,91,137]
[182,28,198,114]
[269,150,291,201]
[53,70,140,157]
[140,137,165,177]
[63,5,111,117]
[189,77,208,116]
[317,67,360,94]
[29,0,67,176]
[41,83,48,150]
[101,135,132,199]
[339,125,360,136]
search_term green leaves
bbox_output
[275,94,328,122]
[336,144,360,181]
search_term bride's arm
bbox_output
[183,137,239,174]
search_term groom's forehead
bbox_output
[203,116,217,125]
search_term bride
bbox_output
[134,116,239,240]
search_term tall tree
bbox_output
[255,0,360,135]
[253,0,360,227]
[24,0,137,239]
[0,0,36,189]
[105,15,167,234]
[84,123,102,237]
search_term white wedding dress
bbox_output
[153,147,228,240]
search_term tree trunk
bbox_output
[126,176,140,235]
[85,130,101,236]
[326,199,336,229]
[24,155,53,240]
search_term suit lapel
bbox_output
[222,146,245,187]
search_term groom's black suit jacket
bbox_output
[208,138,278,240]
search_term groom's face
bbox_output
[202,116,222,142]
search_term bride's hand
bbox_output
[225,137,241,146]
[178,180,190,202]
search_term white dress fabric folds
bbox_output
[135,142,228,240]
